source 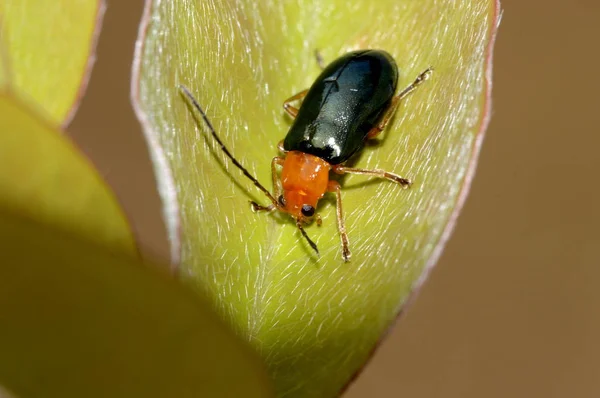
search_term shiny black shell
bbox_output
[283,49,399,165]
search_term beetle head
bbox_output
[279,151,331,223]
[278,190,318,223]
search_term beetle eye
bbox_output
[278,195,286,207]
[301,204,315,217]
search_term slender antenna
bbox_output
[296,218,319,256]
[179,85,278,205]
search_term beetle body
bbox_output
[180,49,432,261]
[284,50,398,165]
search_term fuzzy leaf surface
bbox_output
[133,0,499,395]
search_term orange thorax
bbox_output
[281,151,331,218]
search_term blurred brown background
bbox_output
[70,0,600,396]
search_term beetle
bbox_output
[180,49,432,261]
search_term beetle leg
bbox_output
[271,156,285,201]
[251,156,285,212]
[367,67,433,139]
[250,202,276,212]
[333,165,412,188]
[283,89,308,118]
[367,96,400,139]
[327,180,351,262]
[396,67,433,101]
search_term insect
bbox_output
[180,49,432,262]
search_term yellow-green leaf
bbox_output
[0,93,135,255]
[0,0,104,125]
[132,0,500,396]
[0,45,8,89]
[0,209,272,398]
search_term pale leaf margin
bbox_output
[0,1,106,127]
[131,0,181,269]
[62,0,106,127]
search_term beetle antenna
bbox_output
[296,218,319,256]
[179,85,278,206]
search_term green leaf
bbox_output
[0,43,8,89]
[0,209,272,398]
[132,0,500,396]
[0,92,135,255]
[0,0,104,125]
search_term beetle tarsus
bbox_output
[342,248,351,262]
[396,67,434,101]
[327,181,351,262]
[250,201,276,212]
[387,173,412,187]
[283,90,308,119]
